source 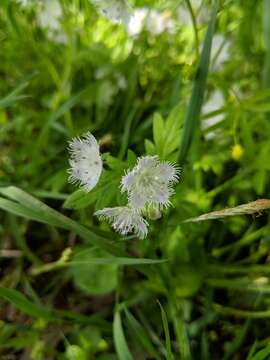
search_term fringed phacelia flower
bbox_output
[95,206,148,239]
[121,156,180,209]
[68,132,102,192]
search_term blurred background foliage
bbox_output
[1,0,270,359]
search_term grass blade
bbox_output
[124,307,162,360]
[157,300,174,360]
[0,186,122,255]
[0,287,54,320]
[113,311,134,360]
[177,0,220,165]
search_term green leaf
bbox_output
[69,247,118,295]
[162,104,183,158]
[147,104,184,160]
[113,311,133,360]
[144,139,156,155]
[177,0,220,165]
[0,287,53,320]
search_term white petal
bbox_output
[136,155,158,170]
[156,162,180,183]
[95,206,148,239]
[121,171,136,192]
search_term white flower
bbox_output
[90,0,132,25]
[95,206,148,239]
[127,8,147,36]
[145,10,175,36]
[68,132,103,192]
[121,156,180,209]
[37,0,68,44]
[38,0,62,31]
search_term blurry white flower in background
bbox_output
[38,0,62,31]
[68,132,103,192]
[95,206,148,239]
[127,7,175,36]
[127,8,148,36]
[146,9,175,36]
[121,156,180,209]
[202,89,225,139]
[37,0,67,44]
[90,0,132,25]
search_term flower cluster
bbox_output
[68,133,180,239]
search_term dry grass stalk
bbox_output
[184,199,270,223]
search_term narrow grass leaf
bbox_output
[223,320,250,360]
[157,300,174,360]
[113,311,134,360]
[124,307,161,360]
[177,0,219,165]
[0,186,122,255]
[0,287,53,320]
